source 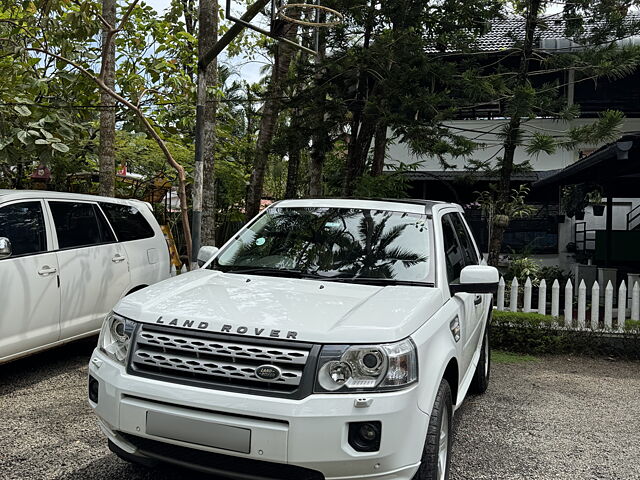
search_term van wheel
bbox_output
[469,327,490,394]
[412,379,453,480]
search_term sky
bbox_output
[144,0,264,84]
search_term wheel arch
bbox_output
[442,357,459,406]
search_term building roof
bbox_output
[403,170,560,183]
[469,14,640,52]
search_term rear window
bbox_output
[49,201,116,249]
[100,202,155,242]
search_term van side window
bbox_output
[100,203,155,242]
[49,201,115,249]
[0,202,47,257]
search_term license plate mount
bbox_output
[146,411,251,454]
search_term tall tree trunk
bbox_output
[343,115,377,195]
[284,148,300,199]
[371,121,387,176]
[309,21,328,198]
[285,108,303,200]
[342,3,376,196]
[200,0,218,246]
[487,0,541,267]
[245,16,300,220]
[309,135,326,197]
[99,0,116,198]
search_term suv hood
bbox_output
[115,270,445,344]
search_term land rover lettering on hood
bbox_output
[89,198,498,480]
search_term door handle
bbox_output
[474,295,482,305]
[112,254,126,263]
[38,266,57,276]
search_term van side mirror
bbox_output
[197,246,219,267]
[449,265,499,295]
[0,237,11,260]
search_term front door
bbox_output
[47,200,130,340]
[0,200,60,361]
[441,213,482,376]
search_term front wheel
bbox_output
[412,379,453,480]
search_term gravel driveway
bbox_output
[1,340,639,480]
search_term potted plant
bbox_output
[561,184,590,220]
[587,189,605,216]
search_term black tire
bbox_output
[412,379,453,480]
[469,326,490,395]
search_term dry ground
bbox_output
[1,340,638,480]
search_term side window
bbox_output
[99,203,155,242]
[441,215,464,284]
[451,213,480,266]
[0,201,47,257]
[49,201,115,249]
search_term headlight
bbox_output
[98,312,136,364]
[315,338,417,393]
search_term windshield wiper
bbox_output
[320,277,435,287]
[223,267,312,278]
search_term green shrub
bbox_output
[490,310,640,359]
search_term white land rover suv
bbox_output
[88,198,498,480]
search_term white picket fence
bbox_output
[497,277,640,331]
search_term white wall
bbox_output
[387,118,640,172]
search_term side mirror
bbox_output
[0,237,11,260]
[197,246,219,267]
[450,265,499,295]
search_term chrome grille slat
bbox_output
[133,348,302,386]
[136,330,309,365]
[129,326,311,392]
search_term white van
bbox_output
[0,190,170,364]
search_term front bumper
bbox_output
[89,348,428,480]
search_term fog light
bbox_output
[89,375,99,404]
[348,421,381,452]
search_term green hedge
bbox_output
[490,310,640,359]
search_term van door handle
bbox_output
[38,266,57,276]
[112,254,126,263]
[474,295,482,305]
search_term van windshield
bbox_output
[212,207,432,285]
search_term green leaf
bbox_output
[13,105,31,117]
[525,132,556,156]
[35,139,49,145]
[17,130,29,144]
[51,142,70,153]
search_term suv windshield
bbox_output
[212,207,432,284]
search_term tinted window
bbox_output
[451,213,479,266]
[50,201,115,249]
[0,202,47,257]
[100,203,155,242]
[441,215,464,283]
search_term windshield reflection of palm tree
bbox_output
[228,209,426,278]
[331,211,426,279]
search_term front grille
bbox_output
[119,432,325,480]
[128,324,316,397]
